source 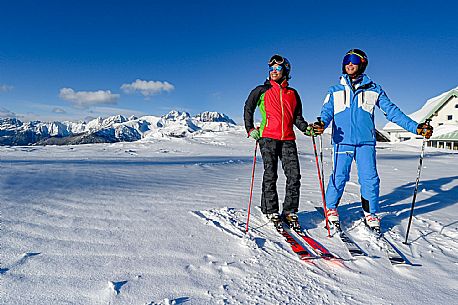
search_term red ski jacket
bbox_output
[244,79,308,140]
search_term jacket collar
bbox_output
[266,78,289,89]
[340,74,373,89]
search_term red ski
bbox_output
[274,223,314,260]
[283,222,337,260]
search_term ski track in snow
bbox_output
[192,207,360,304]
[0,133,457,304]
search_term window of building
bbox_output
[447,115,453,120]
[438,123,444,126]
[455,104,458,108]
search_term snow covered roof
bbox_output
[431,129,458,140]
[427,124,458,140]
[431,125,458,140]
[383,86,458,131]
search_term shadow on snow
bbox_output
[297,175,458,233]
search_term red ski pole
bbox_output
[245,141,258,233]
[312,135,331,237]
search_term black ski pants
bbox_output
[259,137,301,214]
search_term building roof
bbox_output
[430,129,458,140]
[431,130,458,140]
[383,86,458,131]
[428,125,458,140]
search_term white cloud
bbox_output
[0,107,16,117]
[0,84,13,92]
[52,107,67,114]
[59,88,120,109]
[121,79,175,97]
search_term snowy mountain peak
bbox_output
[85,114,129,131]
[194,111,236,125]
[103,114,128,125]
[162,110,191,122]
[0,117,23,130]
[156,110,200,137]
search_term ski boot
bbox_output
[266,213,283,232]
[282,212,301,231]
[364,212,381,234]
[326,208,341,232]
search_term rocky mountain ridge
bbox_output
[0,111,237,146]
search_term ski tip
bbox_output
[392,259,410,267]
[349,250,368,257]
[300,255,321,261]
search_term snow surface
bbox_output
[1,127,457,305]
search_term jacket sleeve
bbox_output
[243,86,264,134]
[293,90,309,133]
[320,91,334,129]
[377,89,418,134]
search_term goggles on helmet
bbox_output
[268,54,285,66]
[269,65,283,72]
[343,53,365,66]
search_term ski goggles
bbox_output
[269,65,283,72]
[343,53,365,65]
[268,54,285,66]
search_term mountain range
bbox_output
[0,111,237,146]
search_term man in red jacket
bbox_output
[244,54,311,229]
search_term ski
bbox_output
[315,207,367,257]
[378,235,406,265]
[274,223,315,261]
[336,230,367,257]
[283,221,337,260]
[361,217,407,265]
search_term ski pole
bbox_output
[403,119,431,244]
[245,141,258,233]
[317,117,325,188]
[312,134,331,237]
[318,136,325,187]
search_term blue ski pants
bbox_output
[325,144,380,214]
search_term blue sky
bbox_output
[0,0,457,127]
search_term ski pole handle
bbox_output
[422,119,432,138]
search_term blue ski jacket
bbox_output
[320,74,418,145]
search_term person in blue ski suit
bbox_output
[313,49,433,229]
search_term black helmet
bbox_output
[342,49,368,75]
[268,54,291,79]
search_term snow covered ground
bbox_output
[1,127,457,305]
